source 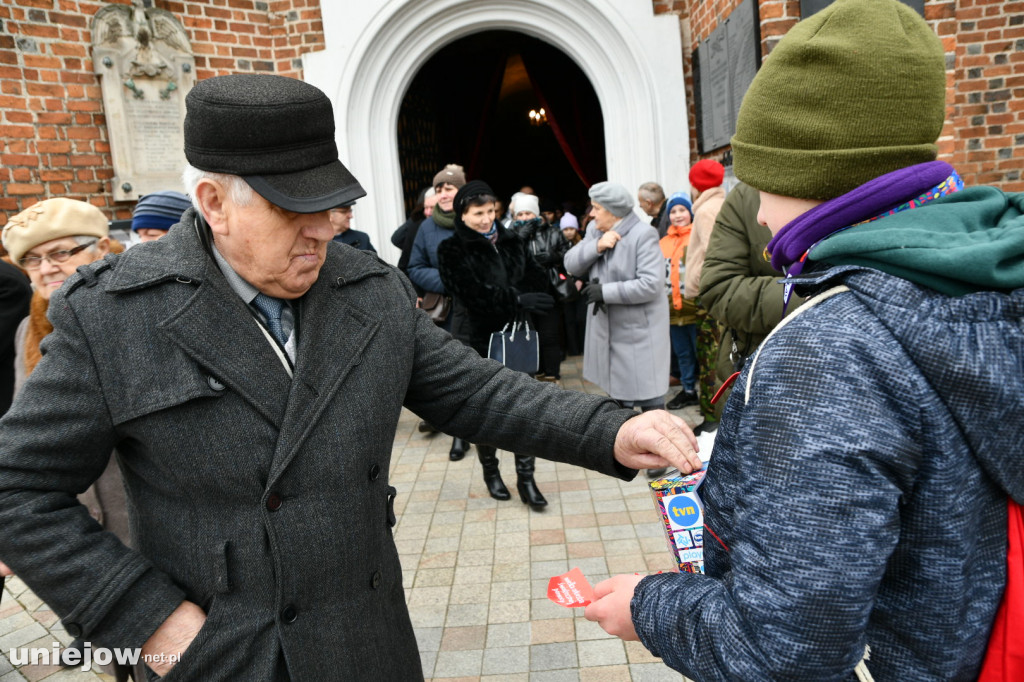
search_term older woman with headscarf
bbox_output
[564,182,671,478]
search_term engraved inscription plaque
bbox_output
[91,1,194,202]
[694,0,762,154]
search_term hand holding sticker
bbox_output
[547,567,595,608]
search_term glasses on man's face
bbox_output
[18,241,96,270]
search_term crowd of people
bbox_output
[0,0,1020,680]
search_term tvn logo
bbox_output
[666,493,702,529]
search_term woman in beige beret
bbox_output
[1,197,136,678]
[3,198,113,391]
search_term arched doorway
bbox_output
[397,31,605,219]
[305,0,688,263]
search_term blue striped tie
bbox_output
[252,293,287,346]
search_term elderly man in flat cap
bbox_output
[328,200,376,253]
[0,74,700,681]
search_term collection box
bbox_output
[649,466,709,574]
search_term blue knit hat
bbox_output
[665,192,693,219]
[132,191,191,232]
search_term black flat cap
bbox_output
[184,74,365,213]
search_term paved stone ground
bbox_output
[1,356,702,681]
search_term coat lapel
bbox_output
[158,259,293,428]
[267,251,387,483]
[106,212,293,428]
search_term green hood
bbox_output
[809,186,1024,296]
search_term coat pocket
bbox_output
[147,594,224,682]
[106,360,226,427]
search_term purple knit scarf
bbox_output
[767,160,959,276]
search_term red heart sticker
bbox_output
[547,567,595,607]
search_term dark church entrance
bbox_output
[397,31,606,219]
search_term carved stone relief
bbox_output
[91,1,195,202]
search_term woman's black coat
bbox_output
[437,221,549,355]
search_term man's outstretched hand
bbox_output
[613,410,701,474]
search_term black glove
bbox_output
[517,292,555,313]
[582,282,606,315]
[581,282,604,304]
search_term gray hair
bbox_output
[181,163,255,215]
[72,235,102,253]
[637,182,665,205]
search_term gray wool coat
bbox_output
[0,210,637,681]
[564,212,670,402]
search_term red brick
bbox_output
[1,154,38,166]
[6,111,33,124]
[20,23,61,38]
[7,183,46,195]
[39,169,74,181]
[66,100,102,112]
[0,124,35,138]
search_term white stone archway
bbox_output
[304,0,689,264]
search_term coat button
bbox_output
[281,605,297,623]
[207,375,226,391]
[266,493,282,511]
[64,621,83,638]
[369,464,381,481]
[370,570,382,589]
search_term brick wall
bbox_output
[0,0,325,224]
[654,0,1023,192]
[2,0,1019,226]
[946,0,1023,191]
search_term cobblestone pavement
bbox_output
[1,356,701,681]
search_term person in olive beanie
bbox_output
[585,2,1024,681]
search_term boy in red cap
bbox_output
[685,159,726,433]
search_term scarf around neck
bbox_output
[432,206,455,229]
[24,291,52,377]
[768,161,962,275]
[482,222,499,244]
[766,161,963,305]
[660,224,692,310]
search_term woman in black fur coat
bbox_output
[437,180,555,509]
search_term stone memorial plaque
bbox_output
[727,0,760,131]
[695,0,761,153]
[91,1,195,202]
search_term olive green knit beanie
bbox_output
[732,0,946,200]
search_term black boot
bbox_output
[666,389,698,410]
[449,437,468,461]
[477,445,510,500]
[515,454,548,509]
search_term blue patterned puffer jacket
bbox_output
[632,264,1024,681]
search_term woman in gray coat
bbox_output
[564,182,670,476]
